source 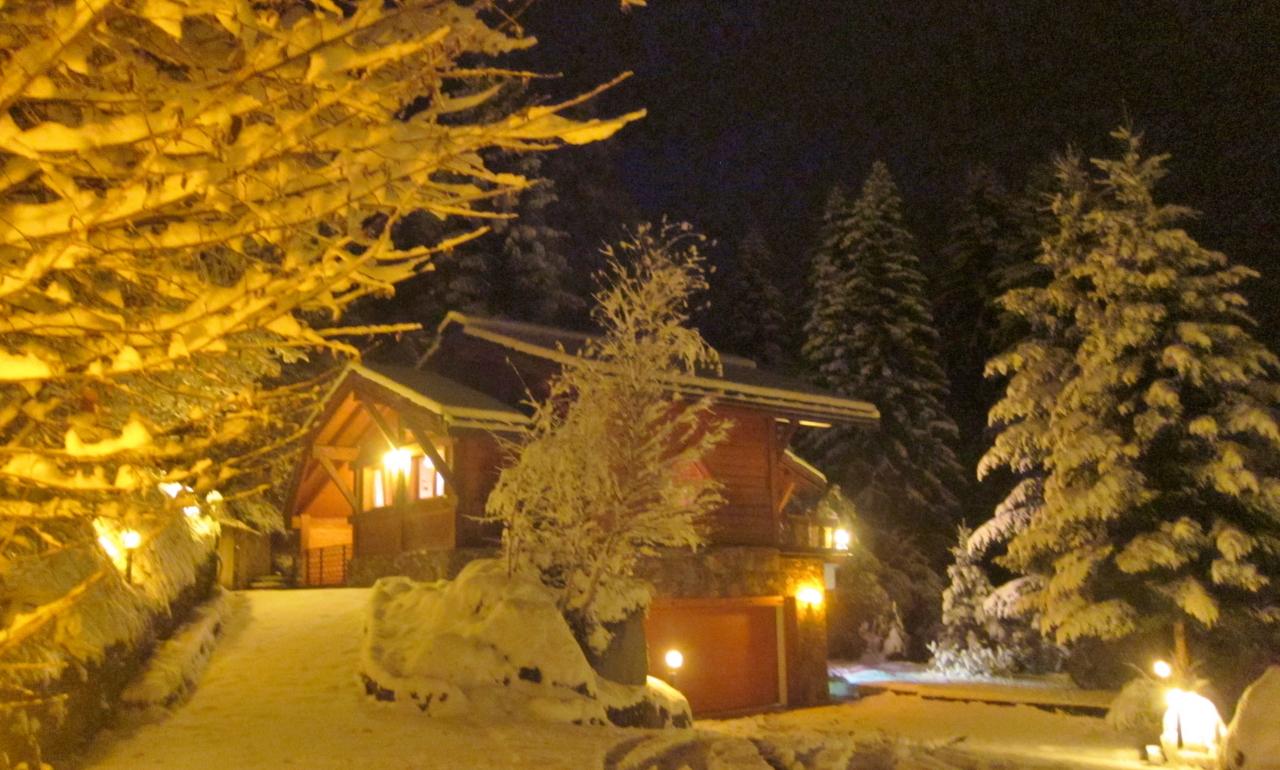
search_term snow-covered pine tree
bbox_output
[802,165,964,549]
[935,526,998,651]
[988,130,1280,653]
[974,155,1095,559]
[703,227,789,368]
[485,223,730,654]
[0,0,639,756]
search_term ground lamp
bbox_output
[1149,658,1225,766]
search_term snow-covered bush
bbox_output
[485,223,729,654]
[360,559,690,728]
[1220,667,1280,770]
[1106,676,1165,741]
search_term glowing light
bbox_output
[383,447,413,477]
[205,490,223,504]
[182,505,201,518]
[1161,688,1225,763]
[833,528,852,551]
[120,529,142,550]
[158,481,183,498]
[664,649,684,671]
[1153,659,1173,679]
[797,585,825,608]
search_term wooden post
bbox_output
[1174,618,1190,681]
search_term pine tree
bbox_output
[935,526,999,651]
[703,227,789,367]
[985,130,1280,652]
[802,165,964,547]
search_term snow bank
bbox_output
[118,588,239,721]
[359,559,690,728]
[1220,666,1280,770]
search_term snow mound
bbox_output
[119,588,239,721]
[1220,666,1280,770]
[359,558,690,728]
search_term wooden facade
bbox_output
[285,313,880,714]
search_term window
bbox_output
[416,454,447,500]
[361,467,388,511]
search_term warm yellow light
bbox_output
[182,505,201,518]
[383,447,413,477]
[158,481,183,498]
[1153,659,1173,679]
[1161,688,1224,761]
[120,529,142,550]
[797,586,824,608]
[664,649,684,670]
[833,528,852,551]
[97,535,121,562]
[205,490,223,504]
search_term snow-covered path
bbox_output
[78,588,1145,770]
[79,589,625,770]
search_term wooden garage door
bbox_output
[646,597,782,716]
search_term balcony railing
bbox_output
[706,508,845,553]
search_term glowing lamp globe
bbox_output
[664,649,684,671]
[383,447,413,477]
[1153,659,1173,679]
[120,529,142,550]
[797,586,824,608]
[833,528,852,551]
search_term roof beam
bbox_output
[313,445,359,462]
[315,454,359,514]
[355,393,398,450]
[404,421,455,490]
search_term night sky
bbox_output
[517,1,1280,337]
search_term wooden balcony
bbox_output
[353,496,456,559]
[706,507,846,554]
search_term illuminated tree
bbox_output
[485,223,729,654]
[0,0,638,758]
[983,130,1280,655]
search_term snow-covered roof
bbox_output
[429,313,880,426]
[348,363,530,431]
[781,448,827,485]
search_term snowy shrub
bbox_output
[360,559,690,728]
[1106,676,1166,744]
[485,223,729,654]
[927,640,1018,679]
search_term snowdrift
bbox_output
[359,559,690,728]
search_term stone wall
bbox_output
[346,547,496,587]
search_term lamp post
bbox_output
[120,529,141,583]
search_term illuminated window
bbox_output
[361,467,388,511]
[416,454,447,500]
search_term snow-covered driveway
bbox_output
[80,588,626,770]
[79,588,1144,770]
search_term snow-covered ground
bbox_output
[78,589,1145,770]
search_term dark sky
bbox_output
[517,1,1280,335]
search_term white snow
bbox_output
[708,692,1145,769]
[360,559,689,726]
[118,588,239,720]
[1220,666,1280,770]
[81,589,1146,770]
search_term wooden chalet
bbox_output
[285,313,879,716]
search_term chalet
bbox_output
[285,313,879,715]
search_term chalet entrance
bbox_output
[646,597,784,716]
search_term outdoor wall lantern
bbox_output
[382,447,413,477]
[833,527,852,551]
[796,585,824,609]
